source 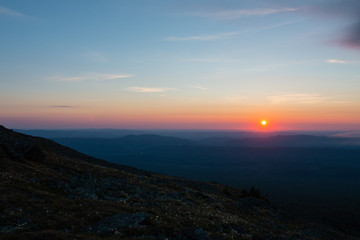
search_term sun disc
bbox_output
[261,120,267,126]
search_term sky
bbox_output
[0,0,360,130]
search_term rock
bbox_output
[0,218,38,233]
[185,228,210,240]
[84,212,150,236]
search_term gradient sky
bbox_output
[1,0,360,130]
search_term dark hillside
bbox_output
[53,135,360,235]
[0,126,358,239]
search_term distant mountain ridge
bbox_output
[201,134,360,148]
[17,128,350,140]
[110,134,195,147]
[53,134,195,157]
[1,125,358,239]
[18,128,360,149]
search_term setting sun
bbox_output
[261,120,267,126]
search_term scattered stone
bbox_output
[193,228,210,240]
[84,212,150,236]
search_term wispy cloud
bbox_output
[51,73,132,82]
[126,87,176,93]
[310,1,360,50]
[194,8,297,20]
[166,31,238,41]
[166,19,303,41]
[327,59,347,64]
[48,105,74,108]
[340,21,360,49]
[249,19,305,33]
[186,58,240,63]
[0,4,24,17]
[330,1,360,50]
[268,93,324,104]
[189,85,208,91]
[238,59,317,72]
[166,35,217,41]
[326,59,360,64]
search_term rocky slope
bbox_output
[0,125,358,240]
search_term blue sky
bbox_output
[1,0,360,129]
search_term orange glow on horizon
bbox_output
[2,101,360,130]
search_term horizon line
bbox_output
[12,127,357,132]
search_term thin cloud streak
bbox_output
[194,8,298,20]
[327,59,347,64]
[48,105,74,108]
[51,73,132,82]
[127,87,176,93]
[166,19,303,41]
[239,59,318,72]
[247,19,305,33]
[327,59,360,64]
[189,85,208,91]
[186,58,240,63]
[166,31,238,41]
[0,5,24,17]
[269,93,324,104]
[166,35,219,41]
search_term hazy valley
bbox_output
[16,129,360,237]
